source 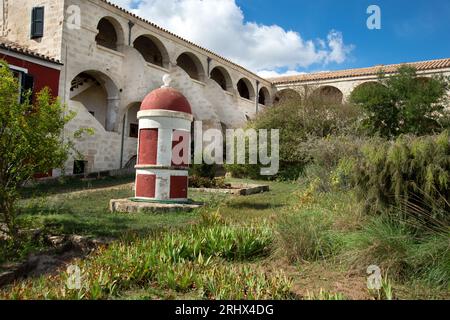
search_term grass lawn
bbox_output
[0,177,448,300]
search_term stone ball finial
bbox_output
[162,74,172,88]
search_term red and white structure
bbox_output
[134,76,193,202]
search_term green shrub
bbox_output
[299,135,367,171]
[350,65,450,138]
[300,135,380,190]
[276,211,339,262]
[225,90,362,181]
[189,176,229,188]
[200,265,293,300]
[342,216,449,289]
[305,289,346,300]
[189,163,216,179]
[406,232,450,288]
[351,131,450,230]
[343,217,415,279]
[1,223,285,300]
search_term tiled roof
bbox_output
[0,37,62,64]
[100,0,270,84]
[270,58,450,84]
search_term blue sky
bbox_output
[237,0,450,71]
[112,0,450,76]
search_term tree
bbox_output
[350,66,450,138]
[225,87,362,180]
[0,61,73,239]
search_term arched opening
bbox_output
[70,70,119,132]
[415,77,432,88]
[237,78,255,101]
[311,86,343,104]
[133,35,169,68]
[176,52,205,81]
[210,66,232,91]
[354,81,384,89]
[95,17,123,51]
[126,102,140,138]
[351,81,386,97]
[258,87,270,106]
[273,89,302,104]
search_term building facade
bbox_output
[1,0,449,176]
[271,59,450,105]
[1,0,274,175]
[0,38,62,177]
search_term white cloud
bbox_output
[109,0,354,73]
[257,70,306,79]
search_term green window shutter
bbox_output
[31,7,45,38]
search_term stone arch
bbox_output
[133,35,169,68]
[415,76,432,88]
[273,89,301,104]
[237,78,255,101]
[69,70,120,132]
[95,17,125,51]
[258,87,271,106]
[352,81,385,95]
[125,102,141,138]
[210,66,232,91]
[176,52,205,81]
[311,86,343,104]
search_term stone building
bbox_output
[1,0,274,175]
[271,59,450,105]
[1,0,449,176]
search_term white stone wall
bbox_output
[3,0,64,59]
[55,0,273,173]
[275,69,450,103]
[4,0,448,175]
[1,0,274,174]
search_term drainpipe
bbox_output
[128,21,135,46]
[207,57,212,77]
[255,80,260,115]
[120,113,126,169]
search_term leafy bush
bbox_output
[351,131,450,230]
[226,91,362,180]
[276,211,339,262]
[342,216,450,289]
[189,176,229,189]
[189,163,216,179]
[343,217,415,279]
[0,62,74,239]
[300,135,376,190]
[350,66,450,138]
[406,232,450,288]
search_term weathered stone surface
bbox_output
[191,184,269,196]
[110,199,203,214]
[3,0,274,176]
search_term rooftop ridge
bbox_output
[99,0,271,85]
[0,37,62,65]
[270,57,450,84]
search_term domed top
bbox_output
[140,87,192,114]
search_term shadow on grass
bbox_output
[227,201,284,210]
[19,175,135,199]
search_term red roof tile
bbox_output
[270,58,450,84]
[0,37,62,65]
